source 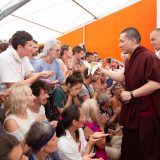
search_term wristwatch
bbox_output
[130,91,135,99]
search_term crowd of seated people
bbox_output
[0,30,126,160]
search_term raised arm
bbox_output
[6,71,53,88]
[101,68,125,83]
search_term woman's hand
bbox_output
[39,71,54,79]
[48,80,58,88]
[69,87,82,97]
[83,153,103,160]
[88,132,107,147]
[50,120,58,128]
[36,114,46,122]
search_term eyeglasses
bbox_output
[50,48,61,53]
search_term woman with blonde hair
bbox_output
[3,84,35,141]
[81,99,109,160]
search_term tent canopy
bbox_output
[0,0,140,43]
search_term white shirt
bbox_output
[4,113,33,141]
[26,105,46,123]
[58,128,87,160]
[0,46,34,83]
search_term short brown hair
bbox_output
[11,31,33,50]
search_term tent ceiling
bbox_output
[0,0,140,43]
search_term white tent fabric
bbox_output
[0,0,140,43]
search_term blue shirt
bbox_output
[34,58,65,83]
[28,152,60,160]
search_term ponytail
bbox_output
[56,105,80,139]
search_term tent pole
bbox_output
[83,26,85,45]
[157,0,160,27]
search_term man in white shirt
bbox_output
[150,28,160,59]
[0,31,53,89]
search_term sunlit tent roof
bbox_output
[0,0,140,43]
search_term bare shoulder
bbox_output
[4,118,19,133]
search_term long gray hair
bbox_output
[42,40,60,57]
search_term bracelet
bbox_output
[130,91,134,99]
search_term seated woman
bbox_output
[25,121,59,160]
[56,105,106,160]
[0,133,28,160]
[3,84,35,141]
[81,99,109,160]
[51,71,83,120]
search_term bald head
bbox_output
[150,28,160,51]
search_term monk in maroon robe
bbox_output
[101,27,160,160]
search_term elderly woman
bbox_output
[3,84,35,141]
[0,133,28,160]
[34,40,65,85]
[25,121,59,160]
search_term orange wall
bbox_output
[58,0,156,60]
[58,28,83,48]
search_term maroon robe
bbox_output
[119,46,160,160]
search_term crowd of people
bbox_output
[0,27,160,160]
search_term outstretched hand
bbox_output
[39,71,54,79]
[88,132,108,146]
[83,153,103,160]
